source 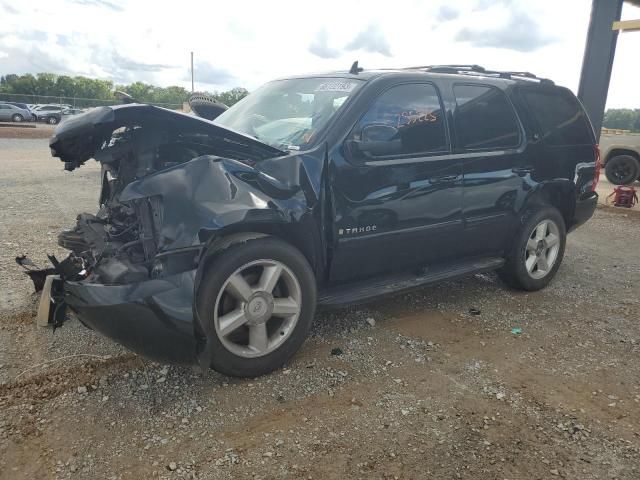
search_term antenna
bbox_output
[349,61,363,75]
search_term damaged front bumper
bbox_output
[62,270,200,363]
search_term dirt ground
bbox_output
[1,137,639,480]
[0,124,56,139]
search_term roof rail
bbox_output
[403,64,554,85]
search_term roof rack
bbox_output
[402,64,554,85]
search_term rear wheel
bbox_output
[605,155,639,185]
[11,114,23,122]
[497,207,566,291]
[47,116,59,125]
[197,236,316,377]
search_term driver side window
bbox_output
[350,83,448,160]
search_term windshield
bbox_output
[213,77,363,150]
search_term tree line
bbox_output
[0,72,248,108]
[603,109,640,132]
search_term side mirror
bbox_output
[349,124,401,158]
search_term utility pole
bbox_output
[190,51,194,93]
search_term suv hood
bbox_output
[50,103,286,171]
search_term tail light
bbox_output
[592,144,601,192]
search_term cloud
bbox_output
[188,62,234,86]
[436,6,460,22]
[345,24,392,57]
[23,31,48,43]
[0,44,75,76]
[455,11,556,52]
[69,0,123,11]
[474,0,515,9]
[308,29,341,59]
[1,2,19,14]
[111,52,174,73]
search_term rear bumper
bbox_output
[569,192,598,232]
[63,271,200,364]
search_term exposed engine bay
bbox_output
[44,104,287,287]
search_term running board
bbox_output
[318,257,504,308]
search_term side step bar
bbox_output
[318,257,504,308]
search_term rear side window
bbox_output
[522,89,593,146]
[453,85,520,150]
[352,83,448,159]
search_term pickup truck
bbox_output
[599,130,640,184]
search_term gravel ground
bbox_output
[1,138,639,479]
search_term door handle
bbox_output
[431,175,459,184]
[512,166,534,176]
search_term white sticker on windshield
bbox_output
[315,81,358,93]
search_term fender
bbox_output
[517,178,576,227]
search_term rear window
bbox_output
[453,85,520,150]
[521,88,593,146]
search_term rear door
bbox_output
[452,83,526,256]
[329,81,464,282]
[517,87,596,196]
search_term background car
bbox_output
[4,102,36,121]
[32,105,70,124]
[61,107,84,116]
[0,103,32,122]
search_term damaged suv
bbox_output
[30,65,599,377]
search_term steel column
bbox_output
[578,0,624,137]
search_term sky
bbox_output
[0,0,639,108]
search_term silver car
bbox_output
[0,103,32,122]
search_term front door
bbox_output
[329,82,464,283]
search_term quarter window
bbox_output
[351,83,447,159]
[522,89,593,146]
[453,85,520,150]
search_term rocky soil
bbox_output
[1,138,639,479]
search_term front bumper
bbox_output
[63,270,200,364]
[569,192,598,232]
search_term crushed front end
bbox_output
[29,103,295,364]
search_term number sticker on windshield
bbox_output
[315,82,358,93]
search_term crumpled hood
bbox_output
[49,103,286,170]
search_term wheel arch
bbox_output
[194,219,324,298]
[603,148,640,166]
[520,180,575,228]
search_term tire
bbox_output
[31,114,37,122]
[604,155,639,185]
[47,116,59,125]
[11,114,23,122]
[497,207,566,291]
[197,236,316,377]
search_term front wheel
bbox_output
[11,114,23,122]
[497,207,566,291]
[47,116,59,125]
[197,236,316,377]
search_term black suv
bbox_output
[33,65,599,377]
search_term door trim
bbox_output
[364,149,517,166]
[338,219,461,243]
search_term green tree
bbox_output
[0,71,249,109]
[603,108,640,131]
[213,87,249,107]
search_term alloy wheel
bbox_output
[213,259,302,358]
[524,219,560,279]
